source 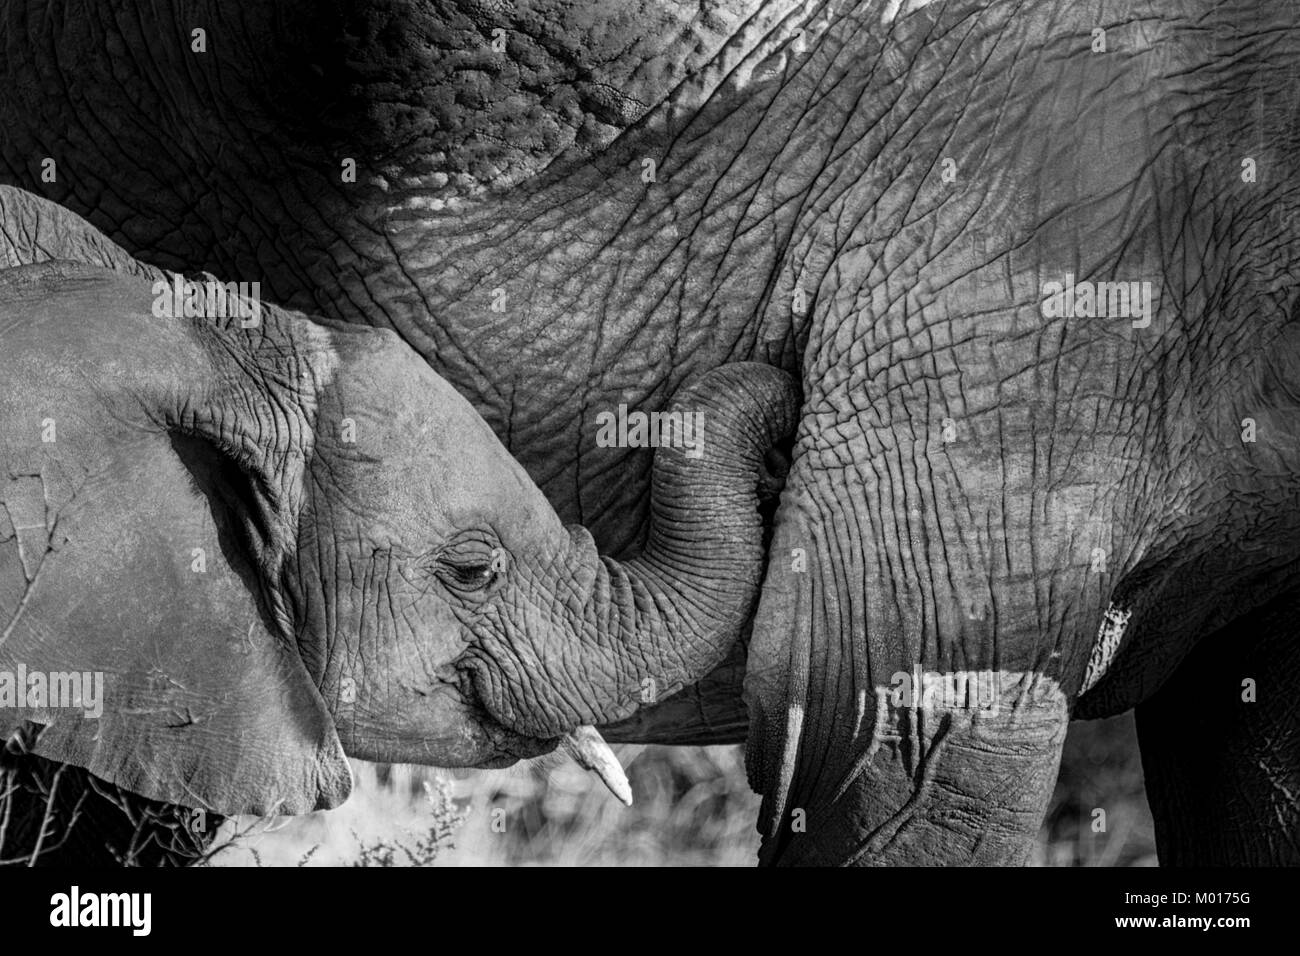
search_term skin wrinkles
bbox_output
[743,3,1300,864]
[3,1,905,551]
[3,0,1300,865]
[3,247,798,826]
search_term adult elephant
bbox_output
[3,0,1299,865]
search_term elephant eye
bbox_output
[433,537,506,595]
[439,560,496,593]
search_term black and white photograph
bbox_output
[0,0,1292,923]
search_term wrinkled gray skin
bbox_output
[3,0,1300,864]
[0,249,794,815]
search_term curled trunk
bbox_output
[466,362,798,737]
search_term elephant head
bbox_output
[0,246,795,815]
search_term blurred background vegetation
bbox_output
[211,713,1154,867]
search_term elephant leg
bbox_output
[744,471,1081,865]
[754,674,1069,866]
[754,655,1066,863]
[1136,590,1300,865]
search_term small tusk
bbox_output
[560,725,633,806]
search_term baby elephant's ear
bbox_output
[0,260,351,816]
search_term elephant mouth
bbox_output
[450,666,633,805]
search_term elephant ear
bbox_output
[0,258,351,816]
[0,185,165,280]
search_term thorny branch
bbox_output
[0,726,221,866]
[0,470,82,647]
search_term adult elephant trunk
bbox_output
[462,363,797,739]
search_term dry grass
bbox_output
[210,714,1154,867]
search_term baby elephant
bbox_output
[0,259,795,815]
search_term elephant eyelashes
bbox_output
[432,536,506,595]
[437,560,498,594]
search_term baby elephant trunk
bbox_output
[470,363,798,739]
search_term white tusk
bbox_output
[560,725,633,806]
